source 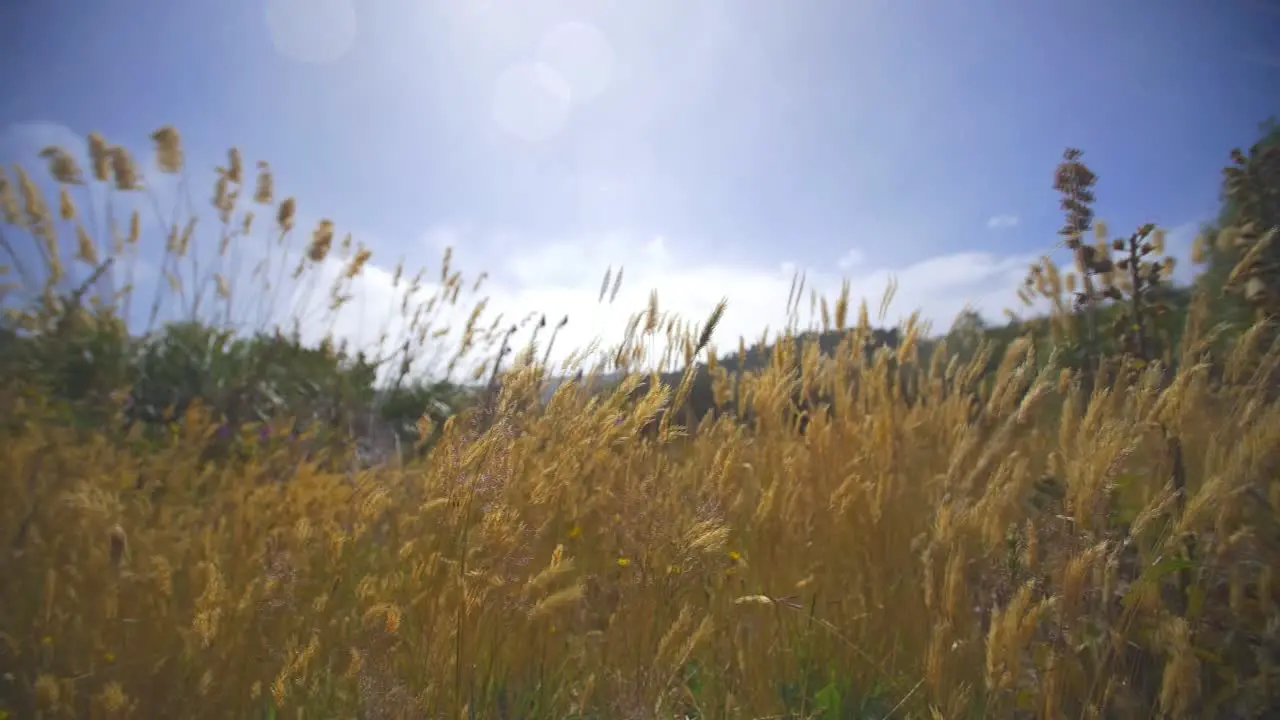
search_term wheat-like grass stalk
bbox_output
[0,124,1277,720]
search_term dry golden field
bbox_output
[1,128,1278,719]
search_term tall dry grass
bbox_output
[1,128,1279,720]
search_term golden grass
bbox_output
[1,128,1279,719]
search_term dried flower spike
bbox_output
[150,126,185,173]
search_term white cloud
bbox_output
[303,227,1050,381]
[3,112,1208,387]
[837,249,865,269]
[987,214,1020,230]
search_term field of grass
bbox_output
[1,128,1279,719]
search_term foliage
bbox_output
[1182,119,1280,370]
[1,118,1279,720]
[0,132,487,466]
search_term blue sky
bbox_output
[1,0,1279,372]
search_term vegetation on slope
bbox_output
[0,117,1277,719]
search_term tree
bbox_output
[1194,117,1280,326]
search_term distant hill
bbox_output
[529,282,1201,426]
